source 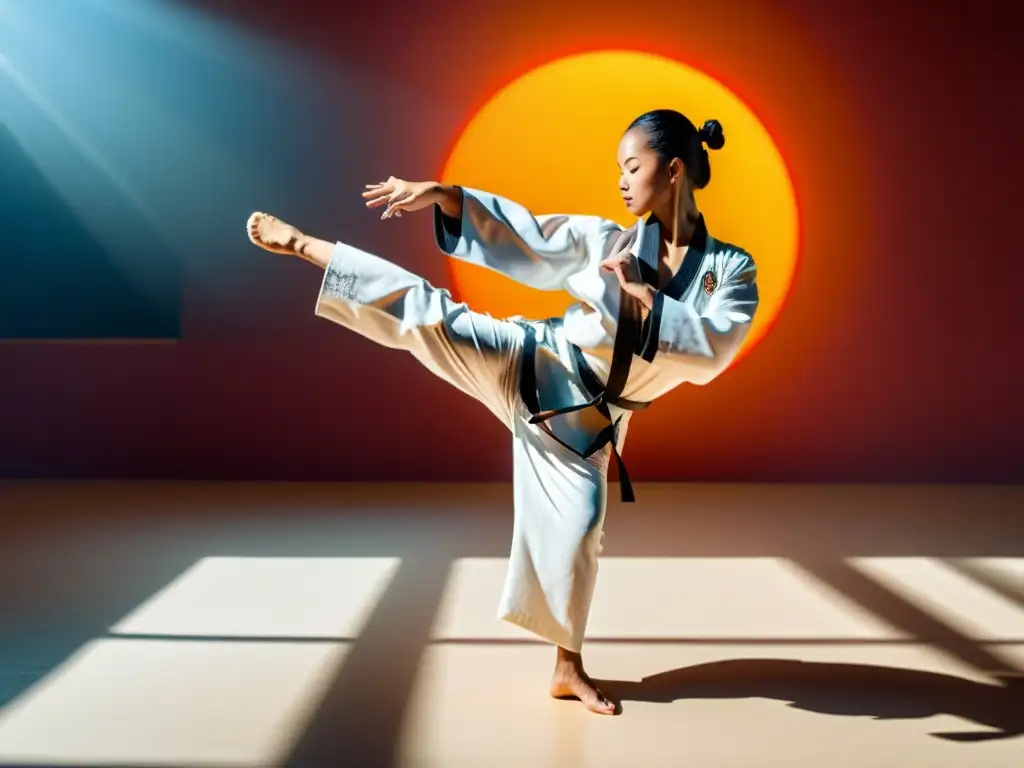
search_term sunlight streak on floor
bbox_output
[0,638,349,766]
[850,558,1024,641]
[430,558,907,641]
[111,556,400,639]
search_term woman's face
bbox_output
[616,128,680,218]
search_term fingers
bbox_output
[363,185,392,208]
[365,179,415,214]
[361,181,389,196]
[382,190,416,219]
[365,191,396,209]
[362,180,395,207]
[600,256,626,272]
[614,264,639,294]
[363,178,418,220]
[361,176,400,196]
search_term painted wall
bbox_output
[1,0,1020,481]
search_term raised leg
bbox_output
[247,211,524,428]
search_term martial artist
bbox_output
[246,109,759,715]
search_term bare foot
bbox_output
[550,660,617,715]
[246,212,305,256]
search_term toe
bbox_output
[247,213,266,244]
[592,688,617,714]
[586,696,615,715]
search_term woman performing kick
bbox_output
[246,109,759,715]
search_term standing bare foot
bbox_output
[246,212,306,256]
[549,648,617,715]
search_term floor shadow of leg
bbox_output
[597,659,1024,741]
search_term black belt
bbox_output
[518,291,651,503]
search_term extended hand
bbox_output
[362,177,438,219]
[600,253,656,310]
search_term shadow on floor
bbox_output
[1,482,1023,767]
[603,659,1024,742]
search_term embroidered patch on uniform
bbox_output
[702,270,717,295]
[323,270,357,301]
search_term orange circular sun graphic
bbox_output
[440,50,799,366]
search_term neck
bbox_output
[652,185,699,248]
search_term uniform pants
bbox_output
[314,241,610,652]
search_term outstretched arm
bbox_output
[432,186,622,291]
[363,176,621,291]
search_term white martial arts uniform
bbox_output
[314,187,759,652]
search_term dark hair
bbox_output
[626,110,725,189]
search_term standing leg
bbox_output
[499,404,616,714]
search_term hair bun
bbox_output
[699,119,725,150]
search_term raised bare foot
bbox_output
[246,212,305,256]
[550,661,617,715]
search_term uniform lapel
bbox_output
[632,215,660,286]
[662,214,710,300]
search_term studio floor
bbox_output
[0,481,1022,767]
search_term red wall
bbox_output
[2,0,1021,482]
